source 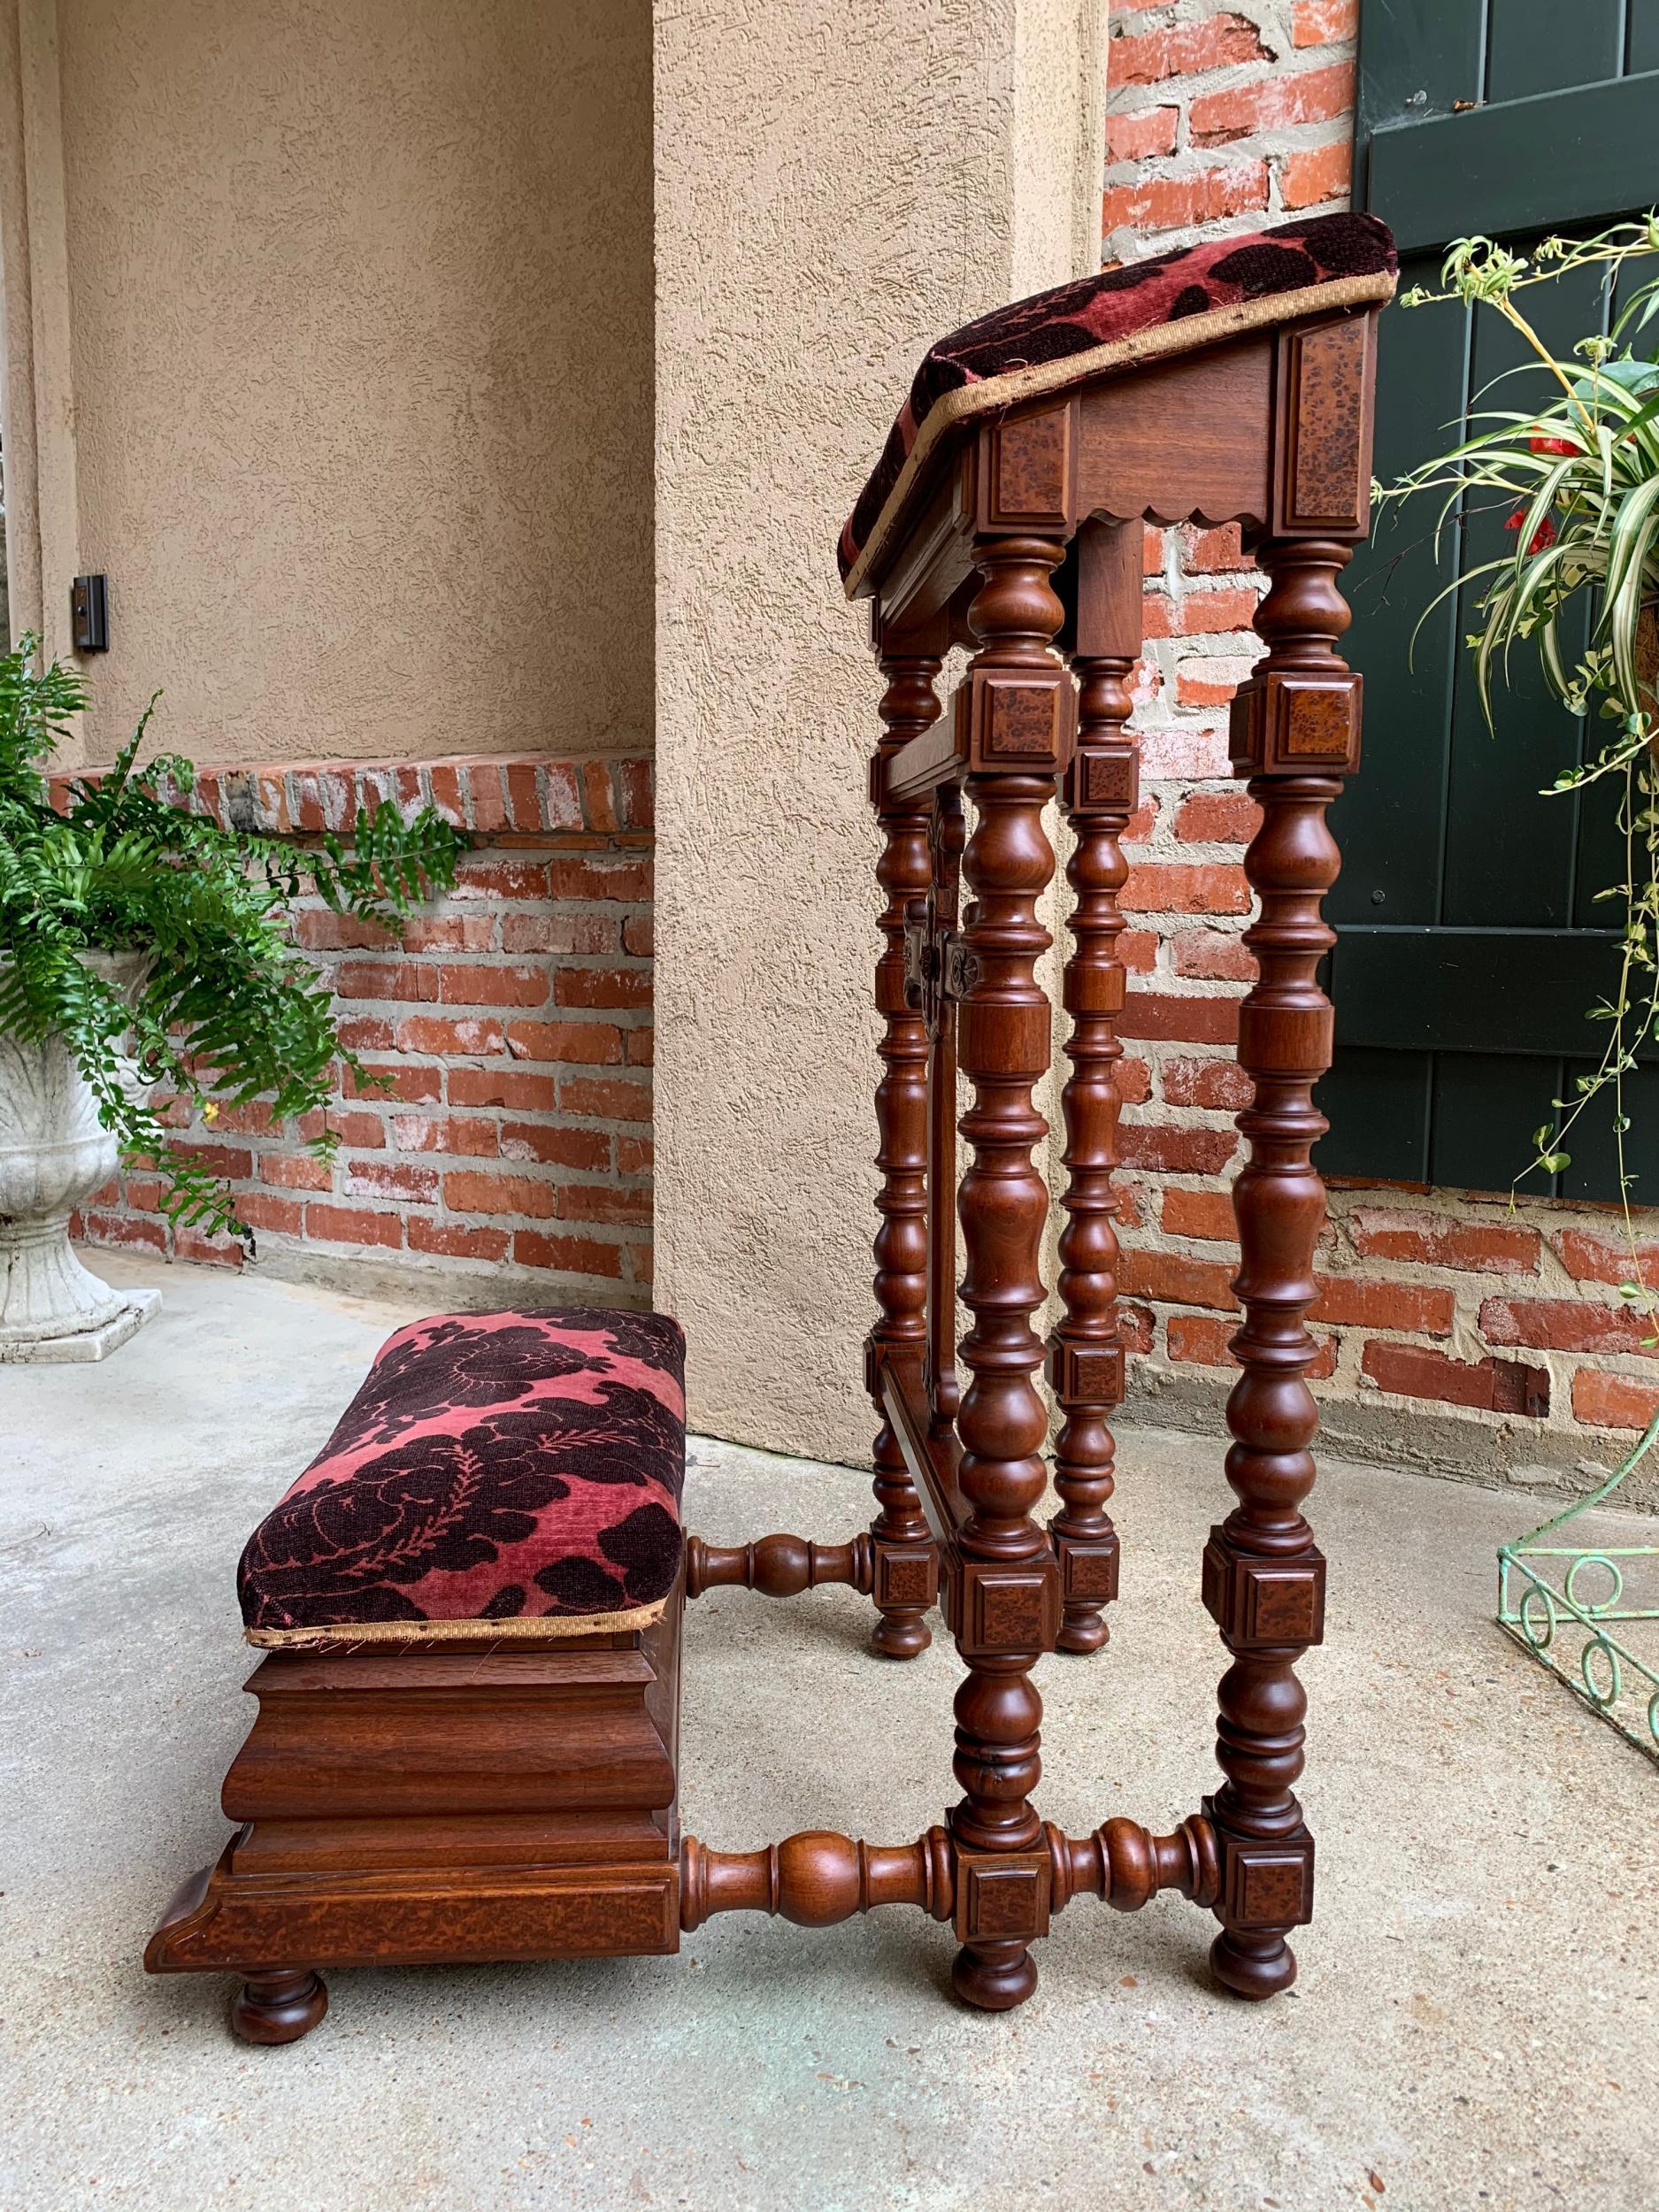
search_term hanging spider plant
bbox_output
[1380,219,1659,1217]
[1388,224,1659,1739]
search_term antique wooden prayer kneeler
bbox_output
[147,215,1394,2039]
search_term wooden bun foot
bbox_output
[230,1969,328,2045]
[872,1611,931,1660]
[1210,1929,1295,2001]
[1056,1610,1110,1656]
[951,1940,1038,2011]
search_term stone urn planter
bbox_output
[0,949,160,1361]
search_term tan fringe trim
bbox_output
[246,1596,666,1651]
[841,267,1399,601]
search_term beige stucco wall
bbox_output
[654,0,1107,1463]
[2,0,651,769]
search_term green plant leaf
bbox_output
[0,637,470,1236]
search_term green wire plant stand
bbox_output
[1497,1410,1659,1765]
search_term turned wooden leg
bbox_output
[947,534,1071,2010]
[926,785,965,1439]
[230,1968,328,2045]
[865,624,949,1658]
[1204,535,1358,2000]
[1049,518,1138,1653]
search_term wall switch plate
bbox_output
[71,573,109,652]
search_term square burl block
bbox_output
[1281,680,1354,758]
[954,1555,1062,1657]
[964,665,1076,776]
[1051,1523,1120,1605]
[987,404,1074,530]
[1048,1337,1125,1409]
[1230,669,1362,776]
[874,1542,939,1612]
[987,682,1058,758]
[1205,1810,1316,1932]
[954,1850,1053,1944]
[1064,741,1139,818]
[1238,1853,1312,1927]
[1202,1532,1326,1649]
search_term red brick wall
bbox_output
[66,755,656,1306]
[1104,1,1659,1487]
[1103,0,1356,256]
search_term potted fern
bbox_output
[0,638,464,1358]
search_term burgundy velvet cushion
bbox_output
[840,211,1398,584]
[238,1309,686,1643]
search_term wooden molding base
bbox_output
[146,1591,685,2039]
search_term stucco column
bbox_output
[0,0,80,664]
[654,0,1107,1461]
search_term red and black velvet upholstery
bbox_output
[840,211,1398,592]
[238,1310,686,1646]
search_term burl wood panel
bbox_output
[979,400,1077,535]
[1272,314,1377,538]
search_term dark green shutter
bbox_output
[1317,0,1659,1201]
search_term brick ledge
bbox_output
[48,754,653,840]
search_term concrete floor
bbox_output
[4,1254,1657,2212]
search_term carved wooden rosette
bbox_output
[1207,527,1360,1999]
[864,621,950,1656]
[1048,517,1139,1652]
[945,530,1073,2009]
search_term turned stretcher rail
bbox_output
[685,1533,874,1600]
[680,1828,956,1929]
[678,1815,1218,1932]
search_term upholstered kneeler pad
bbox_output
[238,1308,686,1646]
[839,211,1398,592]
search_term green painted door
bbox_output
[1317,0,1659,1201]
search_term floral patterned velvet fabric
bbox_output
[238,1310,686,1643]
[840,211,1398,581]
